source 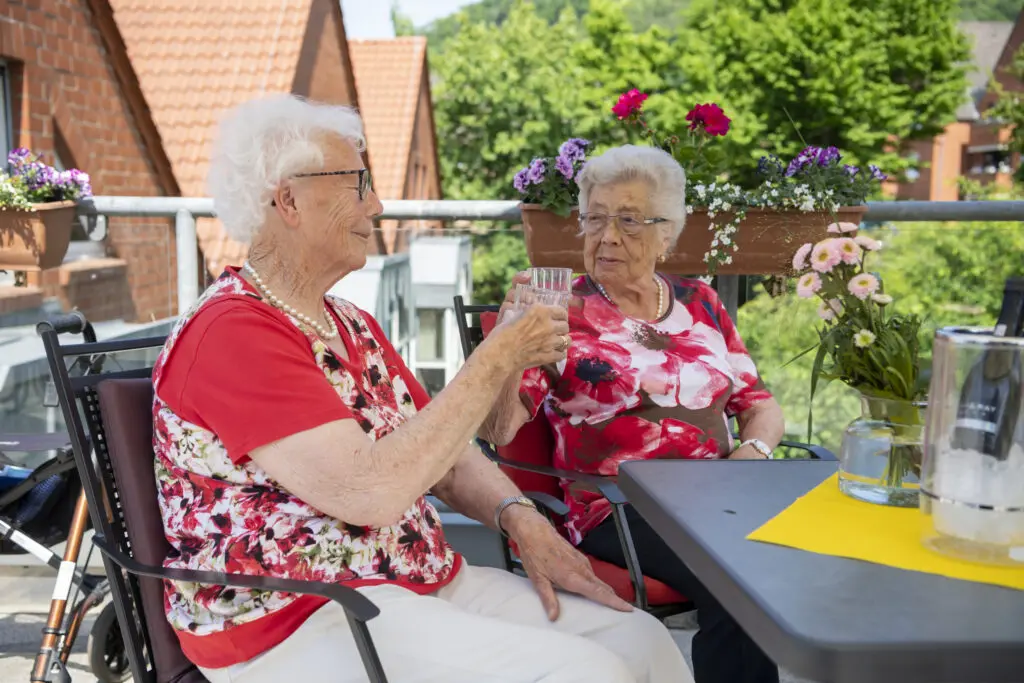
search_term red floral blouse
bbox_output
[520,275,772,544]
[153,270,459,668]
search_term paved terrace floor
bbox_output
[0,559,814,682]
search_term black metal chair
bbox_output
[453,295,836,616]
[39,328,388,683]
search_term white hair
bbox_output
[207,95,366,242]
[576,145,687,245]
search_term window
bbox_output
[416,309,445,363]
[0,63,12,167]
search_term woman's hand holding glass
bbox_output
[494,268,573,369]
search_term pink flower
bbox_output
[792,242,813,271]
[827,222,858,234]
[612,89,649,119]
[836,238,862,265]
[685,103,731,136]
[796,272,822,298]
[848,273,880,300]
[810,239,841,273]
[818,298,843,321]
[854,235,882,251]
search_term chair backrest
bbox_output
[97,378,206,683]
[39,330,186,683]
[453,297,561,499]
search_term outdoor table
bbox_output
[618,458,1024,683]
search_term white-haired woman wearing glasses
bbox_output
[483,145,786,683]
[151,97,691,682]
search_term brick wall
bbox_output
[1,0,179,323]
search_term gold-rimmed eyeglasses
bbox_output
[293,168,373,201]
[578,212,667,236]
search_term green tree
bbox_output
[624,0,691,31]
[391,1,416,36]
[671,0,972,185]
[987,46,1024,184]
[424,0,591,49]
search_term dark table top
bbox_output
[618,459,1024,683]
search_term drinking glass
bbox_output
[530,268,573,294]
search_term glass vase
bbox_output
[838,395,926,508]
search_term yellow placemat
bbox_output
[746,473,1024,591]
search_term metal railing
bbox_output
[78,197,1024,316]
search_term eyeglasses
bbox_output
[293,168,373,201]
[578,212,667,236]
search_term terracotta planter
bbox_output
[520,203,869,275]
[0,201,77,271]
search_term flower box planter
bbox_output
[521,203,869,275]
[0,201,77,271]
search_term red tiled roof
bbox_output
[108,0,338,274]
[349,37,428,200]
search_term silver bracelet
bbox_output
[493,495,537,536]
[739,438,773,459]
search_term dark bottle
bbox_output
[950,278,1024,460]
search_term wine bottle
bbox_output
[950,278,1024,459]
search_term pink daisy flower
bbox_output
[792,242,813,271]
[796,272,822,298]
[810,239,841,273]
[826,223,842,234]
[854,235,882,251]
[848,273,880,300]
[818,298,843,321]
[836,238,862,265]
[837,222,858,233]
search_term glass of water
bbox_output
[530,268,573,294]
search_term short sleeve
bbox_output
[157,299,353,463]
[359,311,431,411]
[700,283,773,417]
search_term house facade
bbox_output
[897,11,1023,200]
[0,0,181,323]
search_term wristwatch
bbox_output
[494,495,538,536]
[739,438,773,459]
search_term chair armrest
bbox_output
[522,491,570,517]
[477,438,608,486]
[91,535,380,622]
[778,440,837,461]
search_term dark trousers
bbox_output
[578,505,779,683]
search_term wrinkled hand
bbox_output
[507,509,633,621]
[497,270,532,324]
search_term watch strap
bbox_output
[494,495,538,536]
[740,438,773,459]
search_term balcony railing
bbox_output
[77,197,1024,317]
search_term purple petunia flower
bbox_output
[757,155,785,177]
[558,138,590,164]
[555,154,574,180]
[843,164,859,177]
[7,147,32,169]
[786,146,841,176]
[513,168,530,194]
[526,158,546,184]
[868,164,886,181]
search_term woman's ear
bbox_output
[273,183,301,228]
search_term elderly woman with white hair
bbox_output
[151,98,693,683]
[482,145,786,683]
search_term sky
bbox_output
[340,0,480,39]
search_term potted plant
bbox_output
[513,89,886,275]
[0,148,92,272]
[790,227,928,507]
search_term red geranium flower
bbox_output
[686,103,731,136]
[612,89,649,120]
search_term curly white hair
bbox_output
[206,95,366,242]
[576,145,687,246]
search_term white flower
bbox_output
[854,329,877,348]
[722,202,731,212]
[872,293,893,306]
[720,234,731,245]
[723,256,733,265]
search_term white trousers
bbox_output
[200,563,693,683]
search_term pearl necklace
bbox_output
[593,275,666,320]
[243,261,338,340]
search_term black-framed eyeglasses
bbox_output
[293,168,373,201]
[578,212,667,236]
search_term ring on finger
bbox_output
[556,335,571,352]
